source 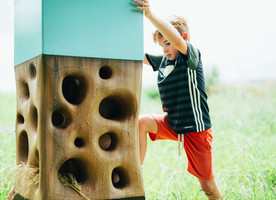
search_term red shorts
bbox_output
[148,114,214,180]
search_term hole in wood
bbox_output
[18,131,29,163]
[99,66,112,79]
[17,113,24,124]
[52,109,72,129]
[35,149,39,168]
[52,111,64,127]
[62,75,87,105]
[20,80,30,100]
[98,132,117,151]
[99,92,136,121]
[29,63,36,79]
[74,137,84,148]
[58,158,87,184]
[30,106,38,131]
[112,167,129,189]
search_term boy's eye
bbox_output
[159,42,170,48]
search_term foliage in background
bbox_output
[0,93,16,199]
[205,66,220,94]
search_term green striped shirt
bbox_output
[146,43,211,134]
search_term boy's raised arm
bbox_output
[134,0,188,55]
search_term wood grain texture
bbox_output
[14,55,145,200]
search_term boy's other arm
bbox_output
[144,53,163,71]
[135,0,188,55]
[143,54,150,65]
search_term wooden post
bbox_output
[14,1,144,199]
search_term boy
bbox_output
[134,0,222,199]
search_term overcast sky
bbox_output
[1,0,276,93]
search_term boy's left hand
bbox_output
[134,0,152,18]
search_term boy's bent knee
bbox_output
[139,114,158,133]
[139,115,153,127]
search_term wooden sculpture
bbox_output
[14,0,145,199]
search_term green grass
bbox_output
[1,82,276,199]
[140,82,276,199]
[0,93,16,199]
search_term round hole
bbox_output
[52,111,64,127]
[99,91,136,121]
[58,158,87,184]
[74,138,84,148]
[18,131,29,163]
[112,167,129,188]
[17,113,24,124]
[29,64,36,79]
[30,106,38,131]
[62,75,87,105]
[99,66,112,79]
[52,109,72,129]
[99,132,117,151]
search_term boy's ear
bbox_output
[181,32,188,41]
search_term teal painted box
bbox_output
[14,0,144,66]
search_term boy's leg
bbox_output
[138,115,158,165]
[183,129,222,199]
[198,179,222,200]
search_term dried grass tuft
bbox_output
[58,172,90,200]
[13,163,39,199]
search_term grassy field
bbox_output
[0,82,276,199]
[140,82,276,199]
[0,93,16,199]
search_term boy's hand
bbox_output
[134,0,188,55]
[134,0,152,18]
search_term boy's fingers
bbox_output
[136,6,150,11]
[134,0,149,7]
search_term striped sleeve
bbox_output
[145,53,163,71]
[186,43,199,69]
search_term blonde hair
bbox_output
[153,15,190,43]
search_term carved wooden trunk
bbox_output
[14,55,144,199]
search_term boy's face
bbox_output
[158,36,179,61]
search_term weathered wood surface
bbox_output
[14,55,144,200]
